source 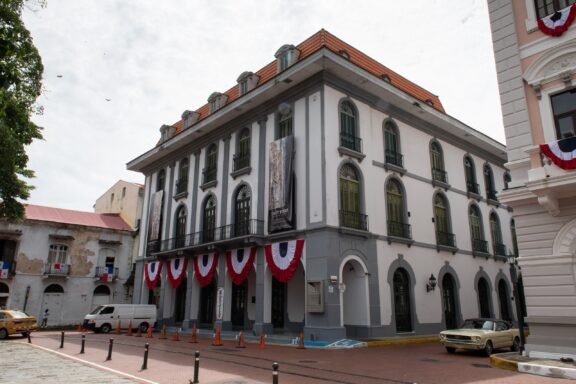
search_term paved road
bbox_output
[2,331,570,384]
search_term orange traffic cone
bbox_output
[259,334,265,350]
[297,332,306,349]
[135,324,142,337]
[146,323,153,338]
[236,331,246,348]
[171,329,180,342]
[189,323,198,344]
[126,321,133,336]
[115,320,122,334]
[212,325,223,346]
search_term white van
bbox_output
[83,304,157,333]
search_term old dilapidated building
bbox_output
[0,205,134,326]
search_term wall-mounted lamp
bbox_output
[426,274,437,292]
[329,275,338,284]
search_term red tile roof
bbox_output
[172,29,444,135]
[25,204,133,231]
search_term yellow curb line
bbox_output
[367,336,439,347]
[490,354,518,372]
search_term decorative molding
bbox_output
[537,194,560,216]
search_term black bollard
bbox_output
[80,334,85,354]
[141,343,149,370]
[106,338,114,361]
[27,332,31,344]
[59,331,64,349]
[192,350,200,384]
[272,362,279,384]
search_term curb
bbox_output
[490,354,518,372]
[366,337,438,347]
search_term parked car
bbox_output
[0,310,38,339]
[83,304,157,333]
[439,318,520,356]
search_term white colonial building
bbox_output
[487,0,576,359]
[0,205,134,326]
[128,30,517,341]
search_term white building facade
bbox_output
[128,30,517,341]
[487,0,576,358]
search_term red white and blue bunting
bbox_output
[144,261,163,289]
[265,239,304,283]
[194,252,218,287]
[540,137,576,170]
[226,247,256,285]
[537,5,576,36]
[0,261,10,279]
[167,257,188,289]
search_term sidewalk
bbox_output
[491,352,576,380]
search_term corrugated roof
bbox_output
[171,29,444,136]
[25,204,133,231]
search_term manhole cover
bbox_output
[298,360,318,364]
[471,363,492,368]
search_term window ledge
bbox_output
[387,236,414,247]
[487,198,500,207]
[472,251,491,259]
[230,166,252,179]
[436,244,458,254]
[467,192,482,201]
[173,191,188,201]
[338,146,366,162]
[384,163,406,175]
[200,180,218,191]
[338,227,371,239]
[493,254,508,262]
[432,179,450,190]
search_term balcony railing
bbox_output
[202,167,217,184]
[44,263,70,276]
[175,178,188,195]
[486,189,498,201]
[387,220,411,239]
[385,150,404,168]
[95,266,119,280]
[155,219,265,253]
[493,243,507,256]
[467,181,479,195]
[340,132,362,153]
[472,238,489,254]
[233,153,250,171]
[432,167,448,183]
[147,240,160,255]
[339,210,369,231]
[436,231,456,248]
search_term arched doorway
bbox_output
[174,277,187,324]
[342,258,369,330]
[478,278,491,318]
[92,285,111,310]
[231,280,248,329]
[498,280,512,322]
[271,278,286,329]
[442,274,458,329]
[0,282,9,308]
[42,284,64,326]
[393,268,412,332]
[198,278,216,328]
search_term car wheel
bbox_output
[445,347,456,354]
[139,322,149,333]
[100,323,112,334]
[511,337,520,352]
[484,340,494,356]
[0,328,8,339]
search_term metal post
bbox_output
[509,262,526,353]
[106,338,114,361]
[80,334,85,354]
[27,332,31,343]
[272,362,279,384]
[59,331,64,349]
[141,343,149,370]
[192,350,200,384]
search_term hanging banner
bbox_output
[268,135,295,232]
[194,252,218,287]
[537,5,576,36]
[147,191,164,249]
[226,247,256,285]
[144,261,163,289]
[101,266,114,283]
[540,137,576,170]
[167,257,188,289]
[265,239,304,283]
[0,261,10,279]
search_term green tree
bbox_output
[0,0,44,219]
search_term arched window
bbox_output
[477,277,492,318]
[339,164,366,230]
[204,144,218,183]
[176,158,189,194]
[511,218,519,257]
[234,128,251,171]
[430,141,447,183]
[157,169,166,192]
[94,285,111,295]
[434,193,455,247]
[175,205,187,248]
[498,280,512,322]
[384,121,403,167]
[202,195,217,243]
[44,284,64,293]
[340,100,360,152]
[469,205,487,254]
[489,212,505,256]
[393,268,412,332]
[464,155,478,194]
[277,104,293,139]
[484,164,497,201]
[235,185,251,236]
[386,179,409,238]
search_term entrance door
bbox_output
[174,277,187,324]
[199,279,215,326]
[91,285,111,311]
[393,269,412,332]
[0,282,9,308]
[231,281,247,329]
[478,278,491,318]
[42,285,64,326]
[442,274,458,329]
[272,278,285,329]
[498,280,511,322]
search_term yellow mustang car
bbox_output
[0,310,38,339]
[439,318,520,356]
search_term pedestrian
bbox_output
[41,309,49,328]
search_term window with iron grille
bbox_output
[202,196,216,243]
[175,205,187,247]
[464,156,478,194]
[484,164,497,201]
[386,179,408,237]
[384,121,402,167]
[235,129,251,170]
[48,244,68,264]
[434,193,454,247]
[235,185,251,236]
[551,88,576,139]
[278,109,293,139]
[534,0,576,19]
[177,158,189,194]
[430,141,447,183]
[205,144,218,183]
[157,169,166,192]
[339,100,360,152]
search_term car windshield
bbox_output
[9,311,30,319]
[461,319,494,330]
[89,306,104,315]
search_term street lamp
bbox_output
[507,254,526,353]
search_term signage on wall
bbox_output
[268,135,295,232]
[215,287,224,320]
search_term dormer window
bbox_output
[275,44,300,73]
[181,110,200,130]
[208,92,228,114]
[236,71,260,96]
[159,124,176,143]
